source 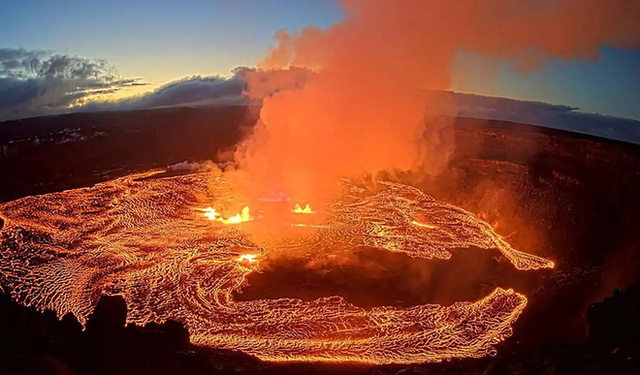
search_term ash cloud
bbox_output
[0,48,145,121]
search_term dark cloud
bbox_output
[79,67,638,144]
[427,91,640,144]
[0,48,145,121]
[76,66,311,112]
[79,75,247,112]
[0,48,44,78]
[1,50,637,145]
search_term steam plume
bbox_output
[237,0,640,203]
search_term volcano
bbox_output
[1,106,639,371]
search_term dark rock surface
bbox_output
[0,287,265,375]
[588,289,640,358]
[0,106,252,203]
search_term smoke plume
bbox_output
[236,0,640,205]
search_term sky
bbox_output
[1,0,639,120]
[0,0,342,84]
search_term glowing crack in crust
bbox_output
[0,170,553,364]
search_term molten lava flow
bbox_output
[237,254,258,263]
[0,169,553,364]
[202,207,219,220]
[412,221,436,229]
[293,203,313,214]
[292,223,327,229]
[202,206,253,224]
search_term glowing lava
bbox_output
[292,223,327,228]
[293,203,313,214]
[202,206,253,224]
[237,254,259,263]
[0,169,553,364]
[411,220,436,229]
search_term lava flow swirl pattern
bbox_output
[0,170,553,364]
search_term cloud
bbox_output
[75,66,311,112]
[0,50,311,120]
[427,91,640,144]
[0,48,145,121]
[79,75,246,112]
[1,47,638,145]
[89,71,638,145]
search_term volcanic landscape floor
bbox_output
[0,169,553,364]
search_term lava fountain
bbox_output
[0,168,553,364]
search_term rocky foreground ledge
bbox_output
[0,287,638,375]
